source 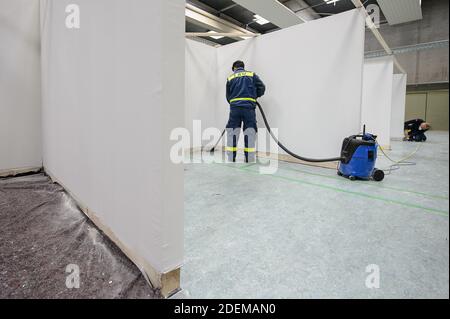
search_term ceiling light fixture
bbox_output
[207,31,224,39]
[253,14,270,25]
[324,0,341,5]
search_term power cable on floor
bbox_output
[378,143,422,175]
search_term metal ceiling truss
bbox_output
[365,40,450,58]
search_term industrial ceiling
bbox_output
[185,0,423,46]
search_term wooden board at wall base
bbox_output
[256,152,339,170]
[161,268,181,298]
[258,148,392,167]
[194,147,340,170]
[44,168,181,299]
[0,166,42,178]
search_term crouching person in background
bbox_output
[404,119,431,142]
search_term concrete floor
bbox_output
[182,131,449,298]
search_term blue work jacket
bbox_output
[226,68,266,108]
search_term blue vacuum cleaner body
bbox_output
[338,132,385,182]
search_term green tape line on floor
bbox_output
[213,163,449,217]
[253,163,449,201]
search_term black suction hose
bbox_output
[209,129,225,153]
[209,102,343,163]
[256,101,343,163]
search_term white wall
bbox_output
[185,39,217,148]
[40,0,184,282]
[361,57,394,148]
[391,74,407,140]
[215,9,365,158]
[0,0,42,174]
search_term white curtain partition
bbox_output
[391,74,408,140]
[40,0,185,287]
[361,57,394,148]
[185,39,218,148]
[186,9,366,158]
[0,0,42,174]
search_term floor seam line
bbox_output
[212,163,449,217]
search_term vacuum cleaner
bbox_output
[337,127,385,182]
[210,101,385,182]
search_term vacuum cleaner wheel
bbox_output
[372,169,385,182]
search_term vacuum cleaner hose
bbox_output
[209,129,225,153]
[256,101,343,163]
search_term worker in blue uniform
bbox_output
[404,119,431,142]
[226,61,266,162]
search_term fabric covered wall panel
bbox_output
[0,0,42,174]
[215,9,365,158]
[40,0,184,286]
[185,39,218,148]
[361,57,394,148]
[391,74,408,139]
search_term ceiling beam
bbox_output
[351,0,407,74]
[185,3,257,41]
[233,0,305,28]
[187,0,259,33]
[365,40,449,58]
[282,0,321,21]
[186,32,259,38]
[187,36,222,48]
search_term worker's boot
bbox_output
[245,150,256,163]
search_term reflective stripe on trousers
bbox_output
[226,107,257,163]
[226,129,256,163]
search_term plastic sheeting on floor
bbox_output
[0,173,158,299]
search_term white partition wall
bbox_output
[185,39,217,148]
[0,0,42,175]
[361,57,394,148]
[40,0,184,296]
[215,9,365,158]
[391,74,408,140]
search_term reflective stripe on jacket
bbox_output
[226,68,266,108]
